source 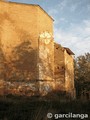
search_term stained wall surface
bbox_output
[54,43,65,91]
[64,50,75,98]
[54,43,75,98]
[0,1,75,98]
[0,1,54,95]
[0,1,38,81]
[38,32,54,95]
[37,7,53,35]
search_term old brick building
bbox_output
[0,1,75,98]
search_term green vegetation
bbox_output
[75,53,90,99]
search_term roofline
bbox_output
[38,5,54,21]
[64,47,75,55]
[54,42,75,55]
[1,1,54,21]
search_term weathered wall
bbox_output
[0,1,38,81]
[54,43,65,91]
[54,43,75,98]
[0,1,54,95]
[38,32,54,95]
[64,50,75,98]
[37,7,53,35]
[0,1,75,98]
[0,1,39,50]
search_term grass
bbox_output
[0,95,90,120]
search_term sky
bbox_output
[9,0,90,57]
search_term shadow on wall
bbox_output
[0,40,53,96]
[11,41,37,81]
[0,89,74,102]
[43,90,74,101]
[0,41,37,81]
[0,40,74,97]
[0,40,39,95]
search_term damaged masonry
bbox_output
[0,1,76,99]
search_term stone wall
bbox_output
[54,43,75,98]
[0,1,38,81]
[38,32,54,95]
[0,1,54,96]
[54,43,65,91]
[37,6,53,35]
[0,1,75,98]
[64,49,75,98]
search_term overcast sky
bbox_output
[9,0,90,57]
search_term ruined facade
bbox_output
[54,43,75,98]
[0,1,75,97]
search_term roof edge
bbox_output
[64,47,75,55]
[38,5,54,21]
[0,1,54,21]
